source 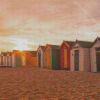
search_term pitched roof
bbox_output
[23,51,37,54]
[71,40,93,49]
[37,45,45,51]
[1,52,7,56]
[7,52,13,56]
[13,50,22,55]
[48,44,60,50]
[59,40,74,49]
[40,46,45,50]
[90,37,100,48]
[43,44,60,51]
[26,51,37,57]
[64,41,74,47]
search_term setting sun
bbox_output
[13,38,30,51]
[13,44,29,51]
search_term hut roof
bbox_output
[1,52,7,56]
[43,44,60,51]
[65,41,75,47]
[90,37,100,48]
[48,44,60,50]
[26,51,37,57]
[23,51,37,54]
[37,45,45,51]
[71,40,93,49]
[7,52,13,56]
[59,40,74,49]
[40,46,45,50]
[13,50,22,55]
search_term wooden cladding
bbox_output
[46,51,49,68]
[64,48,67,68]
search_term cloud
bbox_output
[0,0,100,52]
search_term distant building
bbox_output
[22,51,37,67]
[0,52,7,66]
[7,52,13,66]
[90,37,100,72]
[12,50,22,67]
[59,40,74,70]
[70,40,92,72]
[37,45,45,68]
[43,44,60,69]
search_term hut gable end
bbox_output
[59,41,69,49]
[71,40,93,49]
[92,41,100,48]
[43,44,52,51]
[74,43,80,48]
[37,45,45,52]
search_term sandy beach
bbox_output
[0,66,100,100]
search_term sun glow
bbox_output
[13,38,30,51]
[13,44,29,51]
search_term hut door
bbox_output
[96,52,100,71]
[46,51,49,68]
[7,56,9,66]
[64,48,67,68]
[1,56,3,65]
[23,56,24,66]
[22,55,25,66]
[38,52,41,67]
[5,57,6,66]
[74,50,79,71]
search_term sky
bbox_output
[0,0,100,52]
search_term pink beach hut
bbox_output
[37,45,45,67]
[90,37,100,72]
[70,40,92,72]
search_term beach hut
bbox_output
[70,40,92,72]
[22,51,37,67]
[90,37,100,72]
[0,52,7,66]
[43,44,60,69]
[12,50,22,67]
[7,52,12,67]
[0,54,1,66]
[26,51,37,67]
[21,51,26,66]
[37,45,45,67]
[59,40,74,70]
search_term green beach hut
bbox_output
[43,44,60,70]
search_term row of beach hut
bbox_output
[37,37,100,72]
[0,50,37,67]
[0,37,100,72]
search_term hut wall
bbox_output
[37,47,44,67]
[90,41,100,72]
[60,43,70,69]
[9,56,12,66]
[0,56,1,66]
[7,56,9,66]
[26,53,37,67]
[43,47,52,69]
[60,47,64,69]
[1,56,3,65]
[70,43,84,71]
[83,48,91,72]
[52,50,60,69]
[12,53,15,67]
[43,50,46,68]
[15,54,22,67]
[3,56,7,66]
[41,51,44,67]
[22,53,26,66]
